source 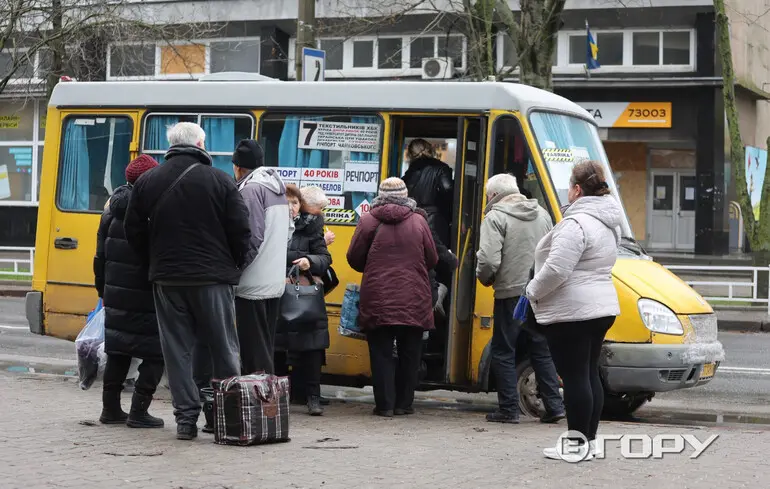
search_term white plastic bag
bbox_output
[76,303,105,390]
[126,358,142,382]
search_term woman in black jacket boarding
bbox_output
[277,184,332,416]
[94,155,164,428]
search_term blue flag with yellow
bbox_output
[586,22,600,69]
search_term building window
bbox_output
[160,44,206,76]
[210,40,261,73]
[377,38,403,69]
[56,116,134,212]
[568,35,587,65]
[410,37,435,68]
[633,32,660,65]
[259,113,382,225]
[438,36,463,68]
[556,29,693,71]
[353,40,374,68]
[319,39,344,70]
[109,44,156,78]
[142,113,254,175]
[598,33,623,66]
[663,31,690,65]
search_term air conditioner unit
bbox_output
[421,58,453,80]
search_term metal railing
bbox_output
[0,246,34,279]
[665,265,770,314]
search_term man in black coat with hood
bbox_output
[124,122,251,441]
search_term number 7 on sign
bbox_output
[300,121,318,147]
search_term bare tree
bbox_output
[715,0,770,261]
[0,0,223,98]
[326,0,566,90]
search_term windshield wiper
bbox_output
[620,236,646,256]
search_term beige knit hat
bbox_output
[378,177,408,199]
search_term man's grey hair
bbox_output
[486,173,520,198]
[167,122,206,147]
[301,185,328,209]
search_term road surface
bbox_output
[2,296,770,419]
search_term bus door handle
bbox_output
[54,237,78,250]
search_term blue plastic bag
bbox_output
[76,300,106,390]
[513,296,530,322]
[339,284,366,340]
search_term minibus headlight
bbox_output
[637,299,684,335]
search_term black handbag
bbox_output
[321,266,339,296]
[279,265,327,324]
[520,266,547,337]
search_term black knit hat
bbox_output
[232,139,264,170]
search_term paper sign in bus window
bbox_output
[344,162,379,193]
[264,167,300,186]
[298,120,380,153]
[300,180,344,195]
[355,199,371,216]
[327,196,346,209]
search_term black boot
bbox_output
[126,393,164,428]
[99,390,128,425]
[307,395,324,416]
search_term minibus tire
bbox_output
[516,359,552,419]
[601,392,648,420]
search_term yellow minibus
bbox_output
[26,77,724,417]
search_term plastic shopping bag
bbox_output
[76,300,106,390]
[338,284,366,340]
[513,296,530,322]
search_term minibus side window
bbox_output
[259,113,382,224]
[142,113,254,176]
[490,116,553,221]
[56,116,133,212]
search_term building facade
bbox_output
[0,0,767,256]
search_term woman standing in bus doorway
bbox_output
[347,178,438,417]
[525,161,621,462]
[276,185,332,416]
[94,155,165,429]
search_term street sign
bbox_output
[302,47,325,82]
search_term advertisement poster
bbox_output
[297,120,380,153]
[745,146,767,220]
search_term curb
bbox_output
[717,318,768,333]
[0,288,30,298]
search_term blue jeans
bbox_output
[492,297,564,417]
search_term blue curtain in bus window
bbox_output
[349,116,380,209]
[59,122,90,211]
[145,115,181,152]
[202,117,236,175]
[278,116,328,169]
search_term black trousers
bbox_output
[544,316,615,441]
[367,326,424,412]
[103,354,164,398]
[154,284,241,425]
[289,350,324,400]
[236,297,280,375]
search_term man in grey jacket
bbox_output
[232,139,293,375]
[476,173,565,424]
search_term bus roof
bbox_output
[48,80,592,120]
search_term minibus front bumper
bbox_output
[600,341,724,393]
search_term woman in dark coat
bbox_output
[277,185,332,416]
[93,155,164,428]
[347,177,438,417]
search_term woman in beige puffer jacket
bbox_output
[526,160,621,462]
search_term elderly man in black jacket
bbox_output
[124,122,251,441]
[94,154,164,429]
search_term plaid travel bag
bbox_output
[212,373,291,446]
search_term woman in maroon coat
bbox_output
[347,177,439,417]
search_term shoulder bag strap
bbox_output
[149,163,201,223]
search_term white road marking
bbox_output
[719,366,770,376]
[0,324,28,330]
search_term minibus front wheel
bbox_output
[601,392,652,420]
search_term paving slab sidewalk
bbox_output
[1,371,769,489]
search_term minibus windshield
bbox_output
[529,111,635,240]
